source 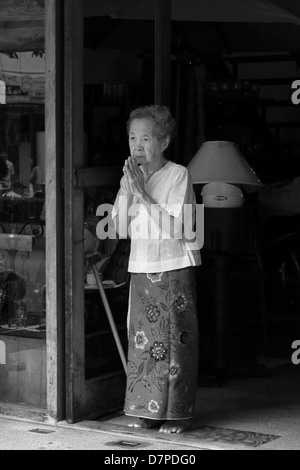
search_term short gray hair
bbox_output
[127,105,176,142]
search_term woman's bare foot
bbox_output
[128,418,163,429]
[159,419,192,434]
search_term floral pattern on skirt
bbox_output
[124,267,199,421]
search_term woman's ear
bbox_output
[161,136,170,151]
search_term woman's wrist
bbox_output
[135,188,149,202]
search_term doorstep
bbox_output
[0,402,49,424]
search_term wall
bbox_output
[84,49,142,84]
[226,56,300,161]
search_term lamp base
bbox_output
[203,207,249,253]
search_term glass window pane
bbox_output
[0,46,46,407]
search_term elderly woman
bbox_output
[112,104,201,434]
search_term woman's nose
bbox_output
[134,142,144,150]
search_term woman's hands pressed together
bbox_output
[122,156,145,198]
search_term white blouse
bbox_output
[112,161,201,273]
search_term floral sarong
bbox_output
[124,267,199,421]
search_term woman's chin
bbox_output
[134,157,145,166]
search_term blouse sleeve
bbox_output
[160,168,196,239]
[161,167,192,216]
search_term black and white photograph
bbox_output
[0,0,299,453]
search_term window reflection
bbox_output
[0,210,46,333]
[0,15,46,407]
[0,61,45,338]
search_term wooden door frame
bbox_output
[63,0,86,422]
[62,0,173,424]
[0,0,173,424]
[63,0,127,424]
[45,0,65,423]
[0,0,65,424]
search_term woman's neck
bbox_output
[142,156,167,179]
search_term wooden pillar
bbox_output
[63,0,85,423]
[45,0,65,422]
[154,0,172,106]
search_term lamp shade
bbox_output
[187,141,264,189]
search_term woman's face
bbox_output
[128,118,164,167]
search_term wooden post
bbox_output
[64,0,85,423]
[154,0,172,106]
[45,0,65,422]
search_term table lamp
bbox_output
[188,140,264,252]
[187,140,264,208]
[188,141,265,382]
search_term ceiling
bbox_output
[83,0,300,57]
[1,0,300,57]
[84,16,300,57]
[84,0,300,23]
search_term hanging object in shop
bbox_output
[0,80,6,104]
[0,0,44,53]
[0,51,45,104]
[0,340,6,365]
[0,71,45,104]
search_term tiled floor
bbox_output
[191,357,300,450]
[89,355,300,450]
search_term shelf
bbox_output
[85,281,126,290]
[85,101,130,108]
[61,166,122,188]
[85,325,126,339]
